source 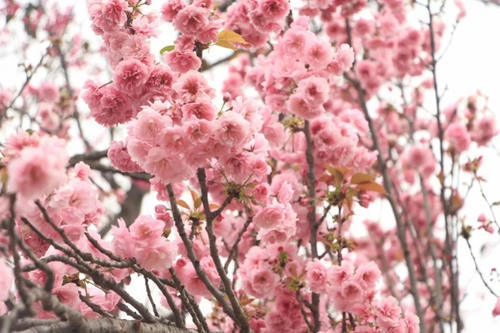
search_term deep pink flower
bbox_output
[114,58,150,95]
[174,5,209,36]
[89,85,134,126]
[259,0,289,21]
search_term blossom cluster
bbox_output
[162,0,222,72]
[225,0,290,48]
[84,0,173,126]
[112,215,177,270]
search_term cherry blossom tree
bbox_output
[0,0,499,332]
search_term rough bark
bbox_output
[9,318,195,333]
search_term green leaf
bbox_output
[160,45,175,54]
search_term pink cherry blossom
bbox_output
[174,6,209,37]
[7,136,68,200]
[114,58,150,95]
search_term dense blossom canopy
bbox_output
[0,0,499,332]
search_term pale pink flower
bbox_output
[37,81,60,102]
[155,205,174,229]
[265,311,292,333]
[356,60,376,82]
[81,80,102,109]
[405,145,435,177]
[7,136,67,200]
[355,261,381,289]
[184,119,215,143]
[136,239,177,270]
[161,127,188,153]
[131,108,171,144]
[375,297,402,320]
[165,51,201,73]
[328,262,354,286]
[182,100,216,120]
[258,215,296,244]
[445,122,470,153]
[173,71,214,102]
[296,76,329,107]
[288,93,323,119]
[304,39,333,70]
[111,218,135,259]
[49,178,100,226]
[254,203,285,229]
[472,115,497,146]
[279,31,307,58]
[81,288,120,318]
[215,111,250,148]
[114,58,150,95]
[108,141,143,172]
[127,138,153,163]
[341,279,364,302]
[336,43,355,70]
[144,148,192,183]
[129,215,165,248]
[253,183,270,203]
[247,269,279,298]
[175,257,218,298]
[306,259,327,293]
[404,313,420,333]
[73,162,91,181]
[197,21,220,44]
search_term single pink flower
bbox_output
[174,5,209,36]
